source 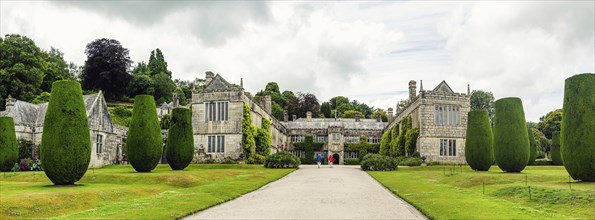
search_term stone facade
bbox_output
[0,91,128,168]
[191,73,470,165]
[283,116,386,165]
[191,72,287,162]
[387,80,470,163]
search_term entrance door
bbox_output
[333,153,340,165]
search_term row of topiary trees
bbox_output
[0,81,196,185]
[465,73,593,182]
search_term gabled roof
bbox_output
[432,80,454,94]
[202,74,241,92]
[1,92,102,126]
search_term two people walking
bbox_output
[316,153,334,168]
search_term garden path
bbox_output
[184,165,426,219]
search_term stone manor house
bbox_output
[1,72,470,166]
[191,72,470,164]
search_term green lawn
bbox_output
[0,164,294,219]
[369,166,594,220]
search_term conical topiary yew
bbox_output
[166,108,194,170]
[551,132,562,165]
[0,117,18,171]
[465,110,494,171]
[493,97,530,172]
[527,127,537,165]
[126,95,163,172]
[41,80,91,185]
[561,73,595,181]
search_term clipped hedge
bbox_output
[247,154,266,164]
[166,108,194,170]
[360,154,398,171]
[40,81,91,185]
[264,151,300,168]
[527,127,537,165]
[551,132,562,165]
[465,110,494,171]
[344,158,360,165]
[0,117,18,171]
[398,157,422,166]
[561,73,595,181]
[126,95,163,172]
[532,159,553,166]
[493,97,530,172]
[344,143,380,153]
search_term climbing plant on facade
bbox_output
[242,103,256,159]
[255,117,272,157]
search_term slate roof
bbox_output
[201,74,241,92]
[282,118,387,130]
[1,93,101,126]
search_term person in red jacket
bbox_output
[328,154,334,168]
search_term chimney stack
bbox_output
[5,95,15,110]
[283,111,288,122]
[387,108,394,122]
[408,80,417,100]
[355,112,361,122]
[292,115,297,121]
[376,114,381,122]
[205,71,214,85]
[306,111,312,122]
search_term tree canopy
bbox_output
[536,109,562,139]
[81,38,132,100]
[470,90,495,122]
[0,34,71,110]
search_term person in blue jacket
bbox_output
[316,153,323,168]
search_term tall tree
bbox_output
[329,96,349,110]
[0,34,45,109]
[81,38,132,100]
[42,47,73,92]
[470,90,495,122]
[536,109,562,139]
[147,49,171,77]
[320,102,331,118]
[152,73,175,104]
[298,92,321,118]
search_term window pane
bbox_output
[221,136,225,152]
[205,103,209,121]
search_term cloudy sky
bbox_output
[1,1,593,121]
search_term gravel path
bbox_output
[185,165,426,219]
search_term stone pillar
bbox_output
[387,108,393,122]
[409,80,417,100]
[306,111,312,122]
[5,95,15,110]
[262,95,272,114]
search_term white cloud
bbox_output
[440,1,594,121]
[1,1,592,121]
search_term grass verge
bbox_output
[369,165,594,219]
[0,164,294,219]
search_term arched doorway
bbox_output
[333,153,340,165]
